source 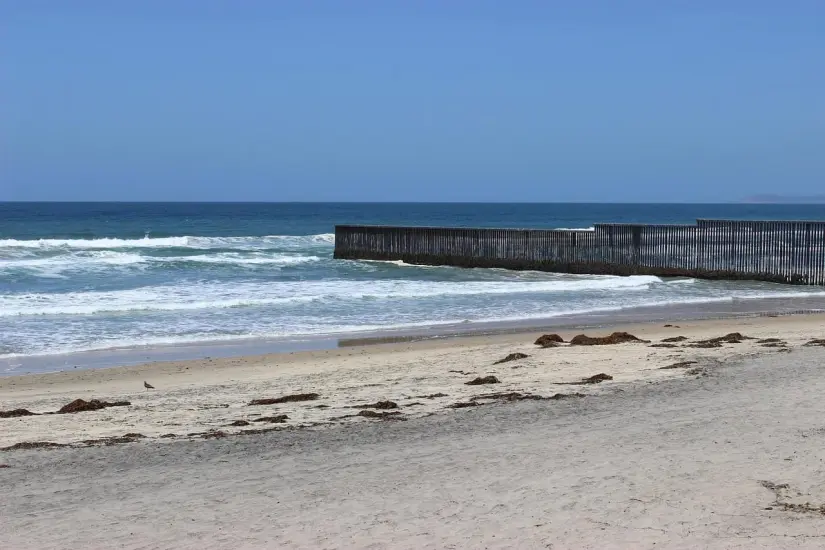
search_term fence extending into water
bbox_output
[333,220,825,285]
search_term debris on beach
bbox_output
[535,334,564,347]
[240,427,282,436]
[470,392,541,402]
[465,375,500,385]
[228,420,251,427]
[564,373,613,384]
[357,410,402,419]
[663,324,680,328]
[804,339,825,347]
[569,332,649,346]
[0,464,10,468]
[357,401,398,410]
[494,352,530,364]
[252,415,289,423]
[0,409,38,419]
[659,361,698,370]
[649,343,678,348]
[2,441,66,452]
[79,433,146,447]
[686,366,709,376]
[248,393,319,406]
[201,431,228,439]
[160,433,177,438]
[687,341,722,349]
[416,393,448,399]
[699,332,750,345]
[547,392,586,400]
[467,391,585,403]
[448,370,474,375]
[448,402,480,409]
[758,480,825,515]
[56,399,131,414]
[761,342,789,349]
[662,336,689,343]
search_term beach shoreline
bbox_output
[2,312,825,451]
[6,292,825,376]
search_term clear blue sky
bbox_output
[2,1,824,202]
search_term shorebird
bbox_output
[143,381,155,390]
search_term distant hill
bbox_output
[742,194,825,204]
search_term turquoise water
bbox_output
[3,202,825,367]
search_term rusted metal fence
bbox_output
[333,220,825,285]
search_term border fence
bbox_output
[333,220,825,285]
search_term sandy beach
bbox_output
[1,314,823,448]
[3,314,825,548]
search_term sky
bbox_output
[2,1,824,202]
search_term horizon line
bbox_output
[3,200,824,205]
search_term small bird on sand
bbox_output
[143,381,155,390]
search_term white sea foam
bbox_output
[7,275,825,319]
[0,275,662,317]
[0,233,335,251]
[0,249,323,277]
[150,254,322,266]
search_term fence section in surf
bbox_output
[333,220,825,285]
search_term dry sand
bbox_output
[2,314,825,548]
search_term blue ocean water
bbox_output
[3,202,825,367]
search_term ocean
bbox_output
[3,202,825,374]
